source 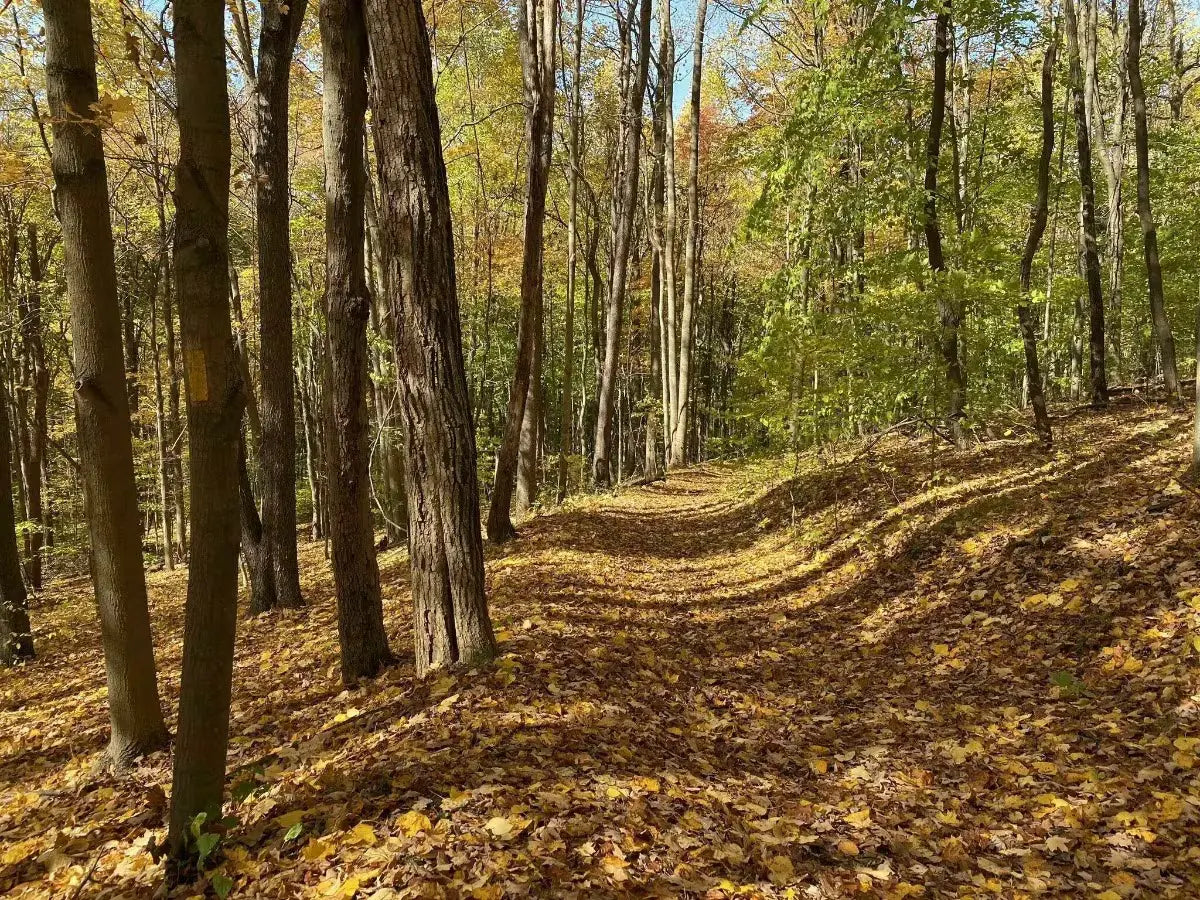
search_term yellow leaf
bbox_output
[932,644,950,657]
[275,810,304,829]
[337,876,361,898]
[837,839,860,856]
[767,854,794,885]
[809,758,828,774]
[484,816,515,839]
[349,823,377,846]
[396,810,431,837]
[844,808,872,828]
[302,838,332,862]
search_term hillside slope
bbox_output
[3,403,1200,897]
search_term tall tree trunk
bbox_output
[670,0,708,467]
[487,0,557,542]
[1127,0,1179,398]
[364,0,497,674]
[1083,0,1126,371]
[558,0,584,505]
[1065,0,1107,405]
[0,376,31,665]
[924,2,967,445]
[322,0,393,684]
[42,0,167,768]
[22,224,49,589]
[255,0,309,610]
[1018,17,1058,446]
[167,0,243,858]
[150,264,175,569]
[660,0,679,444]
[593,0,652,487]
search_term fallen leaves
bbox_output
[5,406,1200,897]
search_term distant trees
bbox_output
[488,0,558,542]
[593,0,653,487]
[42,0,167,768]
[1065,0,1108,406]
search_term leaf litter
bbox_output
[2,403,1200,897]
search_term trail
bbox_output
[3,403,1200,897]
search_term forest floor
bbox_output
[4,402,1200,898]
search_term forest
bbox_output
[2,0,1200,894]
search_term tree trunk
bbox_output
[487,0,556,542]
[924,3,967,446]
[238,434,275,613]
[670,0,708,467]
[660,0,679,445]
[1127,0,1179,399]
[558,0,583,505]
[42,0,167,768]
[1018,17,1058,446]
[364,0,497,674]
[167,0,243,859]
[322,0,393,684]
[255,0,309,610]
[1065,0,1107,405]
[593,0,652,487]
[21,225,48,589]
[149,262,175,569]
[0,377,31,665]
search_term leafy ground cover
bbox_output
[3,402,1200,898]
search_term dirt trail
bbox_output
[3,403,1200,897]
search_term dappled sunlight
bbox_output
[3,404,1200,897]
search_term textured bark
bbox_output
[559,0,584,504]
[660,0,679,447]
[1064,0,1107,405]
[21,225,48,588]
[0,378,32,665]
[1127,0,1178,399]
[593,0,652,487]
[42,0,167,767]
[322,0,393,684]
[149,261,175,569]
[1082,0,1126,370]
[1018,20,1057,447]
[487,0,556,542]
[255,0,309,611]
[924,4,967,446]
[364,0,497,675]
[670,0,708,467]
[238,434,276,615]
[167,0,243,858]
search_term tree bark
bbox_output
[1065,0,1107,405]
[924,2,967,446]
[670,0,708,466]
[364,0,497,674]
[487,0,556,542]
[21,225,49,588]
[42,0,167,768]
[1127,0,1179,399]
[255,0,309,611]
[558,0,584,504]
[660,0,679,445]
[322,0,393,684]
[167,0,243,858]
[0,376,32,665]
[1018,17,1057,446]
[593,0,652,487]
